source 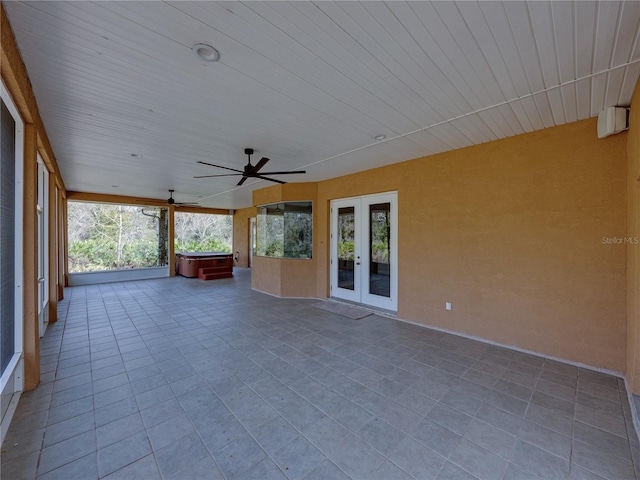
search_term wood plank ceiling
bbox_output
[4,1,640,209]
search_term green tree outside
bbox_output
[68,202,232,272]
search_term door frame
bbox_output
[1,80,25,444]
[330,198,362,304]
[330,191,398,311]
[37,155,49,338]
[249,217,256,268]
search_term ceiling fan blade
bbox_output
[194,173,243,179]
[197,161,244,174]
[174,202,199,206]
[253,170,306,175]
[236,176,249,186]
[252,157,270,173]
[254,174,286,184]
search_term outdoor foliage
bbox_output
[68,202,232,272]
[257,202,312,258]
[68,203,160,272]
[337,210,355,261]
[370,208,390,264]
[337,206,390,263]
[174,212,232,253]
[338,241,354,261]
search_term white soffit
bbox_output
[4,1,640,209]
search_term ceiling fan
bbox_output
[194,148,306,186]
[166,189,198,206]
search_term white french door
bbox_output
[249,217,256,267]
[37,156,49,338]
[330,192,397,311]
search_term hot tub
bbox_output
[175,252,233,279]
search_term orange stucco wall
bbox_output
[627,81,640,391]
[252,117,628,374]
[252,256,282,297]
[319,118,627,372]
[232,207,256,268]
[251,184,318,297]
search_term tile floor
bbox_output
[2,268,639,480]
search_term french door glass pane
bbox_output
[337,206,355,290]
[369,203,391,298]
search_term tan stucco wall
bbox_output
[251,184,319,297]
[251,256,318,298]
[232,207,256,268]
[249,117,627,373]
[252,256,282,297]
[627,81,640,392]
[279,258,317,298]
[314,118,626,373]
[253,182,318,205]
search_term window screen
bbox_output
[1,99,16,375]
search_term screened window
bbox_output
[67,202,170,272]
[1,98,16,375]
[174,212,232,253]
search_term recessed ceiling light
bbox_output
[130,153,143,158]
[374,134,386,141]
[192,43,220,62]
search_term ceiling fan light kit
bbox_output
[194,148,306,186]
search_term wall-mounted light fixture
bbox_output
[597,106,629,138]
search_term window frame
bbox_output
[1,79,25,431]
[256,201,313,259]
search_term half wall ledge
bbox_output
[68,266,169,286]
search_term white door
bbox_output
[250,217,256,267]
[330,192,397,311]
[37,157,49,337]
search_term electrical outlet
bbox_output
[445,302,452,311]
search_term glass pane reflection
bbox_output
[337,206,355,290]
[369,203,390,298]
